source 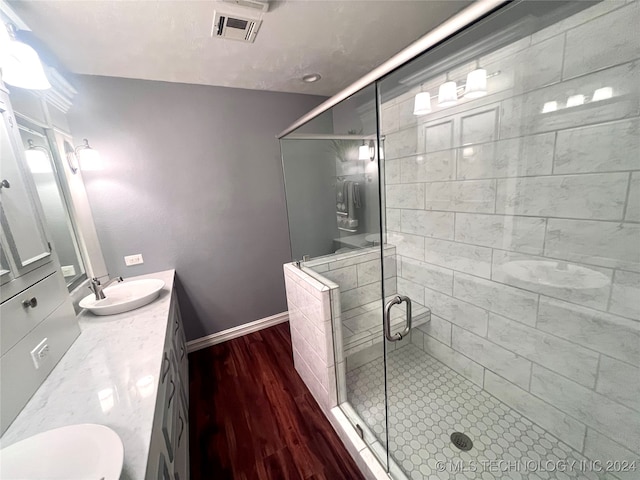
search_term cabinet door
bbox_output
[0,95,51,276]
[171,298,189,405]
[0,241,13,286]
[173,393,189,480]
[161,363,177,462]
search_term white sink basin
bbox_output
[0,424,123,479]
[80,278,165,316]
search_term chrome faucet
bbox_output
[89,276,123,300]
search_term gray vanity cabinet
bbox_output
[0,88,55,302]
[0,87,79,435]
[146,291,189,480]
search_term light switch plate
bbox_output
[61,265,76,277]
[124,254,144,266]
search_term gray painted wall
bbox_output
[68,75,325,340]
[281,107,339,261]
[282,138,339,260]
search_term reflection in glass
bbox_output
[135,375,155,399]
[375,0,640,477]
[281,84,390,468]
[98,387,117,413]
[17,124,86,289]
[281,1,640,477]
[25,140,53,174]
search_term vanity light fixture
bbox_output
[541,101,558,113]
[413,91,432,115]
[566,94,585,107]
[25,139,52,173]
[75,138,103,171]
[0,23,51,90]
[592,87,613,101]
[413,70,499,114]
[438,78,458,107]
[464,67,488,99]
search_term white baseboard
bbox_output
[186,311,289,353]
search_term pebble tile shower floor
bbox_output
[346,344,610,480]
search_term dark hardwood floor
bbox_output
[188,322,365,480]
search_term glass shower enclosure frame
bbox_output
[280,0,640,478]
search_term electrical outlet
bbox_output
[124,254,144,266]
[61,265,76,277]
[30,338,50,370]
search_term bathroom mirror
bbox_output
[17,120,87,290]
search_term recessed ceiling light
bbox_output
[302,73,321,83]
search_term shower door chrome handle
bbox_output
[384,296,402,341]
[384,295,412,342]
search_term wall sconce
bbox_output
[25,139,52,173]
[63,140,79,174]
[358,142,369,161]
[358,140,375,161]
[0,23,51,90]
[75,138,103,171]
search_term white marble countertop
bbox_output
[0,269,176,480]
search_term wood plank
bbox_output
[188,322,365,480]
[261,447,304,480]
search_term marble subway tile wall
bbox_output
[283,263,337,414]
[381,0,640,469]
[304,246,397,358]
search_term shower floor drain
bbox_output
[450,432,473,451]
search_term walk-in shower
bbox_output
[280,1,639,478]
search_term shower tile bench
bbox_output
[284,245,433,410]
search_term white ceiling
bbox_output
[11,0,471,96]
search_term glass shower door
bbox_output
[378,0,640,478]
[279,84,392,469]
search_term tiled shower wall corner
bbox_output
[306,247,397,310]
[382,0,639,467]
[283,263,337,413]
[306,246,397,349]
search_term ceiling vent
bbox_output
[211,10,262,43]
[222,0,269,13]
